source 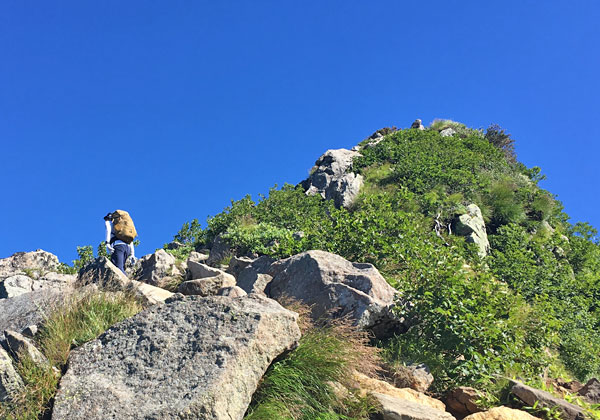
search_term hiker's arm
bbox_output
[129,242,135,259]
[104,220,113,252]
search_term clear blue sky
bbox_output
[1,1,599,263]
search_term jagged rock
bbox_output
[578,378,600,404]
[0,287,66,342]
[268,250,403,337]
[353,371,445,411]
[187,251,209,264]
[440,127,456,137]
[165,241,185,250]
[446,387,483,417]
[454,204,490,257]
[187,261,236,284]
[206,235,233,266]
[392,363,434,392]
[4,329,49,367]
[136,249,183,288]
[301,149,364,209]
[177,274,236,296]
[0,250,60,279]
[21,325,38,338]
[77,257,130,290]
[77,257,172,305]
[0,346,23,402]
[410,119,425,130]
[371,392,456,420]
[227,256,255,279]
[237,256,275,295]
[511,381,585,420]
[52,294,301,420]
[463,406,539,420]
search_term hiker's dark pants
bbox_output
[111,244,130,275]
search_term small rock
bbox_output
[371,392,455,420]
[410,119,425,130]
[206,235,233,266]
[463,406,538,420]
[0,346,24,402]
[440,127,456,137]
[177,275,236,296]
[226,256,255,279]
[217,286,247,298]
[4,329,50,367]
[446,386,483,417]
[0,275,38,299]
[511,381,585,420]
[454,204,490,258]
[578,377,600,404]
[21,325,38,338]
[136,249,183,288]
[187,261,236,283]
[77,257,130,290]
[165,241,185,250]
[292,231,305,240]
[187,251,209,264]
[392,363,434,392]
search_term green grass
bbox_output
[244,318,380,420]
[0,291,142,419]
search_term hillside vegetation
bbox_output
[169,121,600,396]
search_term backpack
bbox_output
[110,210,137,244]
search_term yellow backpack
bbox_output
[110,210,137,244]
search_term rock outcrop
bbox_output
[0,272,74,299]
[301,149,364,208]
[268,250,403,337]
[236,256,274,295]
[52,294,301,420]
[0,346,23,402]
[454,204,490,257]
[0,250,60,279]
[4,329,50,367]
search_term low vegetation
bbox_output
[0,291,142,420]
[169,121,600,404]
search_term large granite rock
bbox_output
[301,148,364,209]
[511,381,585,420]
[268,250,403,337]
[454,204,490,257]
[0,250,60,279]
[0,288,67,343]
[227,256,255,279]
[371,392,456,420]
[463,406,539,420]
[0,346,23,402]
[136,249,183,288]
[52,294,301,420]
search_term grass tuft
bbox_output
[245,310,380,420]
[0,291,142,419]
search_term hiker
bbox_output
[104,210,137,274]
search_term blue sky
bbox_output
[1,1,598,263]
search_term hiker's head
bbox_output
[103,213,113,222]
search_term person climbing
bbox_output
[104,210,137,275]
